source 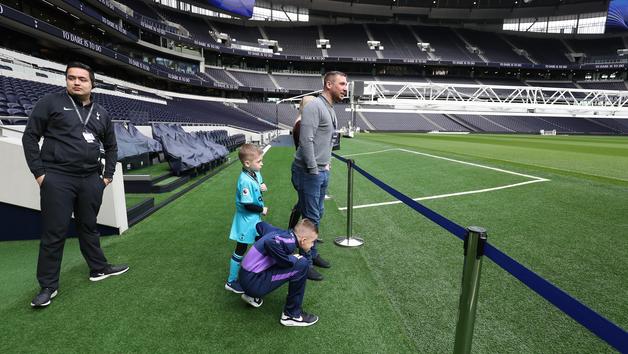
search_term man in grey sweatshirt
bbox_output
[291,71,347,281]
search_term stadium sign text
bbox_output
[101,16,127,35]
[140,20,166,35]
[299,56,324,61]
[127,58,151,71]
[62,31,102,52]
[167,73,192,83]
[213,82,238,90]
[499,63,523,68]
[351,57,376,62]
[402,59,427,64]
[246,51,274,58]
[591,64,626,69]
[193,40,220,50]
[452,61,475,65]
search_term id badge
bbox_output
[83,131,96,143]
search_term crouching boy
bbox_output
[238,219,319,327]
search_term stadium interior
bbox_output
[0,0,626,352]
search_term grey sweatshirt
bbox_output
[294,95,337,174]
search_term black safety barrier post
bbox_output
[334,159,364,247]
[454,226,488,354]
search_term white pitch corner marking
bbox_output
[338,179,548,210]
[336,148,550,211]
[397,148,549,181]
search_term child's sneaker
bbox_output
[241,294,263,308]
[225,281,244,294]
[280,311,319,327]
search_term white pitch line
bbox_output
[340,149,399,158]
[398,148,548,181]
[338,179,548,210]
[262,144,272,155]
[336,147,550,211]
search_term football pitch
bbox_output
[0,133,626,353]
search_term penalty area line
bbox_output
[398,148,548,181]
[340,149,400,158]
[337,179,549,211]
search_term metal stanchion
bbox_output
[334,159,364,247]
[453,226,488,354]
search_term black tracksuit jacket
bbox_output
[22,91,117,179]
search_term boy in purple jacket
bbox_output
[238,219,319,327]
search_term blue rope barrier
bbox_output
[484,243,628,352]
[333,153,628,352]
[332,153,467,239]
[333,153,348,164]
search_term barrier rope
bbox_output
[332,152,628,352]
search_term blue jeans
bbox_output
[291,161,329,260]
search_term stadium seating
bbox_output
[151,123,231,174]
[264,26,323,57]
[322,25,377,58]
[504,36,571,65]
[228,70,277,90]
[272,73,322,92]
[577,81,627,91]
[212,22,262,44]
[458,29,531,64]
[1,0,627,137]
[362,111,441,131]
[0,75,275,131]
[413,26,481,62]
[36,0,623,68]
[3,72,626,135]
[370,24,429,60]
[204,67,241,86]
[566,37,624,61]
[115,122,163,161]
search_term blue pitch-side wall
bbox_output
[0,202,119,241]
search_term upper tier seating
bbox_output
[366,24,429,60]
[111,1,626,65]
[322,25,377,58]
[413,26,481,62]
[265,26,323,57]
[458,29,531,64]
[505,36,571,65]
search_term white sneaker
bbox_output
[280,311,319,327]
[241,294,263,308]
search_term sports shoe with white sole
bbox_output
[241,294,263,308]
[89,264,129,282]
[225,281,244,294]
[280,311,319,327]
[30,287,58,308]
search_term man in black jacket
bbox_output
[22,62,129,308]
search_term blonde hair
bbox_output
[238,143,262,164]
[294,218,318,240]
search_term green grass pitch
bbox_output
[0,133,626,353]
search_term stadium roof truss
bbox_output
[356,82,628,119]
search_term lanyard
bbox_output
[319,96,337,129]
[67,93,94,127]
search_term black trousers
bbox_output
[37,172,108,289]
